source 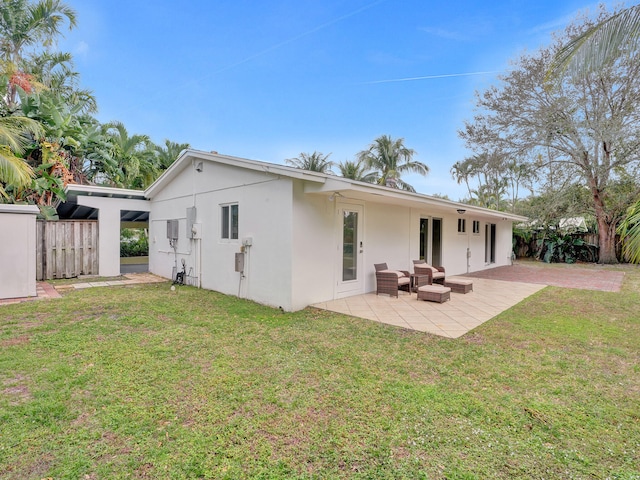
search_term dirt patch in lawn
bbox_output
[2,374,32,405]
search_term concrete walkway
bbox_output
[0,273,166,306]
[313,276,545,338]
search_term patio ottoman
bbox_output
[444,278,474,294]
[417,284,451,303]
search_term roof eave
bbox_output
[145,149,327,198]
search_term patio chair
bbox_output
[374,263,411,297]
[413,262,446,285]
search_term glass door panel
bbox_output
[342,211,358,281]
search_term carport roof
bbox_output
[58,184,149,222]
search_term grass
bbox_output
[1,267,639,479]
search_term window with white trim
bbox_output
[472,220,480,234]
[221,203,239,240]
[457,218,466,233]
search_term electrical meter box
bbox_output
[235,252,245,273]
[166,219,179,240]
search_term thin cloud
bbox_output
[359,70,502,85]
[526,2,601,35]
[210,0,388,76]
[74,40,89,57]
[420,26,468,41]
[120,0,388,114]
[526,14,574,35]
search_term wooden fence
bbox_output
[36,220,99,280]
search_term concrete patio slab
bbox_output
[313,276,545,338]
[465,262,624,292]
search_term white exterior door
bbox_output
[336,204,364,298]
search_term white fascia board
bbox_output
[65,184,146,199]
[304,178,528,223]
[145,149,327,198]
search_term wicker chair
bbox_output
[374,263,411,297]
[413,262,446,285]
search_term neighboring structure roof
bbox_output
[146,149,528,223]
[519,216,588,233]
[559,217,588,232]
[59,184,148,221]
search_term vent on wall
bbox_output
[166,219,179,240]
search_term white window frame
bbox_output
[220,203,239,241]
[472,220,480,234]
[457,218,466,234]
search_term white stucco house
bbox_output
[145,149,527,311]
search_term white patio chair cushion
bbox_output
[379,269,405,278]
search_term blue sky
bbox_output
[58,0,621,199]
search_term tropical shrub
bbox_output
[120,228,148,257]
[537,232,597,263]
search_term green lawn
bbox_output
[1,267,639,479]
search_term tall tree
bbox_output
[459,7,640,263]
[102,121,157,189]
[357,135,428,192]
[451,152,534,211]
[338,159,377,183]
[0,0,77,110]
[450,157,475,199]
[549,5,640,264]
[285,151,334,173]
[27,51,96,113]
[155,139,190,169]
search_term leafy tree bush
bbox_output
[120,228,148,257]
[537,231,597,264]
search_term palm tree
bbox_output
[285,151,334,173]
[155,140,190,170]
[0,0,77,110]
[0,115,43,198]
[27,51,97,114]
[548,6,640,79]
[338,159,377,183]
[102,121,157,189]
[357,135,428,192]
[618,199,640,264]
[450,157,476,199]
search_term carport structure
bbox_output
[58,185,150,277]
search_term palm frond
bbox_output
[618,199,640,264]
[548,5,640,80]
[285,151,334,173]
[0,116,43,153]
[0,144,34,188]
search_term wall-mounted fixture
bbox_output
[195,161,204,172]
[235,252,245,273]
[166,219,179,240]
[328,192,344,202]
[456,208,466,214]
[186,207,197,238]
